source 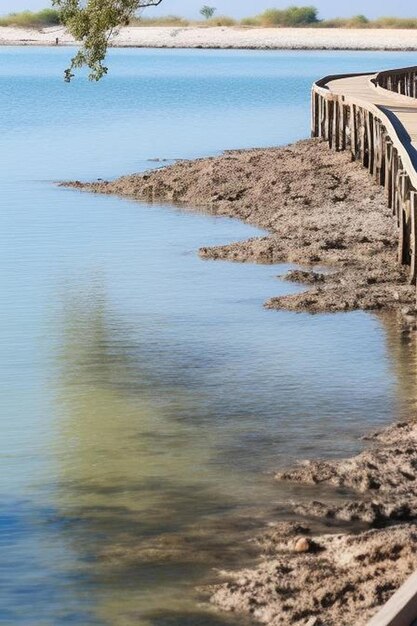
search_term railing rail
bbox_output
[312,69,417,285]
[374,65,417,98]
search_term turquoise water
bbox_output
[1,47,417,625]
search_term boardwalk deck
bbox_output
[312,66,417,286]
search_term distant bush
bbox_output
[315,18,342,28]
[130,14,189,26]
[205,15,236,26]
[318,14,417,29]
[319,15,369,28]
[351,14,369,25]
[240,17,260,26]
[373,17,417,29]
[0,8,61,28]
[130,12,234,27]
[239,6,417,30]
[255,6,319,27]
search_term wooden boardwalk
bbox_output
[312,65,417,286]
[313,66,417,625]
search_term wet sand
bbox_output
[2,26,417,51]
[64,139,417,624]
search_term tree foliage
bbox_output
[258,6,318,26]
[200,6,216,20]
[52,0,163,81]
[0,8,61,27]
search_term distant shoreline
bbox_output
[1,25,417,51]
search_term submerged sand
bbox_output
[1,26,417,51]
[64,139,417,624]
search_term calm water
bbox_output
[1,47,417,626]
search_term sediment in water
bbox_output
[63,138,417,624]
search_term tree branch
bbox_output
[52,0,165,81]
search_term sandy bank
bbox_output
[2,26,417,50]
[64,139,416,316]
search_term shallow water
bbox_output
[1,47,417,625]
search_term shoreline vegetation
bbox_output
[64,138,417,624]
[3,6,417,30]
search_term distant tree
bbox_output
[52,0,164,81]
[200,5,216,20]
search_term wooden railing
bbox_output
[311,72,417,285]
[374,65,417,98]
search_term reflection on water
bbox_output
[40,288,417,626]
[379,311,417,417]
[46,284,266,625]
[3,48,417,625]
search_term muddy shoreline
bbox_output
[64,139,417,624]
[208,419,417,626]
[64,138,416,316]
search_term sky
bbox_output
[1,0,417,20]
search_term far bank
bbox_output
[1,26,417,50]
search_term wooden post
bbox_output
[379,129,386,187]
[332,99,340,151]
[399,203,406,265]
[318,95,323,138]
[324,98,329,140]
[375,121,381,183]
[392,151,399,218]
[341,104,347,151]
[399,173,411,265]
[366,112,374,173]
[327,99,334,146]
[409,191,417,285]
[320,96,326,139]
[350,104,357,160]
[358,109,364,164]
[311,90,318,137]
[361,110,369,168]
[386,140,393,207]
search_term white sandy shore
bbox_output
[1,25,417,50]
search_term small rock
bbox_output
[294,537,311,553]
